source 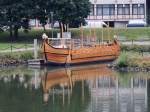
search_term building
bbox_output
[88,0,147,27]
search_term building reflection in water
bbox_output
[87,75,147,112]
[0,64,149,112]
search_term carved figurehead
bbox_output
[113,35,119,44]
[42,33,48,39]
[42,33,49,43]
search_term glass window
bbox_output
[132,4,138,15]
[138,4,144,15]
[96,5,102,16]
[103,5,109,15]
[90,4,94,16]
[109,5,115,15]
[117,4,123,15]
[124,4,130,15]
[96,4,115,16]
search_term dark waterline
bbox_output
[0,64,150,112]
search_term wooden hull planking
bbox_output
[42,39,120,66]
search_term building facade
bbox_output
[88,0,147,27]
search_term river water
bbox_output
[0,64,150,112]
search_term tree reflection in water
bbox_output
[0,65,149,112]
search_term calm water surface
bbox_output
[0,64,150,112]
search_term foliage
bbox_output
[0,51,34,61]
[52,0,91,30]
[1,27,150,42]
[0,0,91,37]
[19,52,34,60]
[121,44,150,52]
[115,52,150,68]
[116,52,127,67]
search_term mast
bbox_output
[80,23,84,48]
[93,22,96,45]
[102,25,103,44]
[107,23,110,42]
[61,22,64,38]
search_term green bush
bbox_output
[116,52,127,67]
[0,51,34,61]
[0,28,150,42]
[115,51,150,67]
[121,44,150,52]
[19,52,34,60]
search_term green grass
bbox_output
[70,27,150,40]
[121,44,150,52]
[0,27,150,42]
[0,51,34,60]
[115,51,150,67]
[116,52,127,67]
[0,43,33,50]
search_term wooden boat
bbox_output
[42,22,120,66]
[42,36,120,66]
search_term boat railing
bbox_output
[47,38,114,49]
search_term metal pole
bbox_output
[34,39,38,59]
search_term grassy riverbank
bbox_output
[0,51,34,66]
[0,28,150,42]
[0,43,33,50]
[121,44,150,52]
[115,52,150,68]
[0,51,34,60]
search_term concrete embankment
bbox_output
[108,64,150,72]
[0,59,27,67]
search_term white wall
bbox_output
[90,0,145,4]
[114,21,128,28]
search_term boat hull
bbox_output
[42,39,120,66]
[46,56,116,66]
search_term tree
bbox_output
[0,0,91,39]
[47,0,90,38]
[0,0,34,40]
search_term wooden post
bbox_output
[34,39,38,59]
[132,39,133,45]
[60,23,65,47]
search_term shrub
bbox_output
[19,52,34,60]
[116,52,127,67]
[121,44,150,52]
[115,51,150,68]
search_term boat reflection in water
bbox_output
[0,64,149,112]
[41,64,148,112]
[42,64,112,103]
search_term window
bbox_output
[132,4,138,15]
[90,4,94,16]
[103,5,110,15]
[138,4,144,15]
[109,5,115,15]
[117,4,123,15]
[117,4,130,15]
[124,4,130,15]
[96,5,102,16]
[96,4,115,16]
[132,4,145,15]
